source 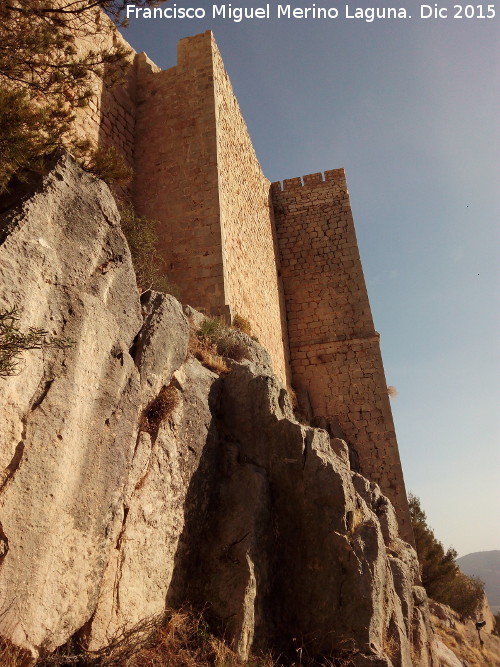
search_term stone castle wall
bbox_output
[132,31,290,384]
[272,172,413,543]
[69,24,413,542]
[133,34,225,313]
[210,35,291,386]
[71,11,137,170]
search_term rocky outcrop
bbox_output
[0,154,438,664]
[429,598,500,667]
[433,639,463,667]
[0,153,143,653]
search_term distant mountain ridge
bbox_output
[456,550,500,614]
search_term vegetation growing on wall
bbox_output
[408,493,485,619]
[118,206,181,295]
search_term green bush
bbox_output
[197,317,225,341]
[0,1,133,191]
[443,572,486,620]
[408,493,485,619]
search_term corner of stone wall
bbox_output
[210,33,291,386]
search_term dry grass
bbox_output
[140,383,179,440]
[1,610,362,667]
[215,337,248,363]
[386,386,398,398]
[0,638,33,667]
[346,507,365,535]
[195,318,250,365]
[82,146,133,187]
[0,618,362,667]
[37,613,167,666]
[123,608,280,667]
[382,634,398,662]
[231,315,252,337]
[125,609,236,666]
[36,608,276,666]
[433,614,500,667]
[189,336,230,376]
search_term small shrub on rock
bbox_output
[197,317,225,341]
[0,306,73,378]
[140,383,179,440]
[188,335,230,376]
[81,145,133,187]
[196,317,250,363]
[120,206,180,296]
[215,336,248,363]
[232,313,252,336]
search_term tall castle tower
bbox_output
[272,172,413,542]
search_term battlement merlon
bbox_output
[271,168,347,193]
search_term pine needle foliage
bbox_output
[0,0,165,190]
[0,1,157,99]
[0,87,71,192]
[408,493,485,619]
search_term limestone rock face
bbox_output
[0,154,437,665]
[0,153,143,652]
[188,364,438,666]
[434,639,464,667]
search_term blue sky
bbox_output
[120,2,499,557]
